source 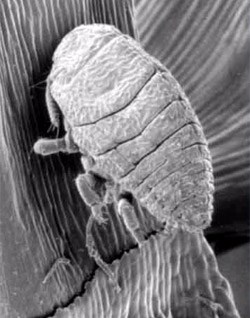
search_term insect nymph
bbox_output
[34,24,214,288]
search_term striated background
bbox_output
[0,0,249,317]
[136,0,250,236]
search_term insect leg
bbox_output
[33,131,79,156]
[117,198,145,247]
[42,257,71,284]
[75,173,107,225]
[86,215,120,293]
[75,173,120,289]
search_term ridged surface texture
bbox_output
[51,230,240,318]
[49,24,214,232]
[51,25,153,125]
[0,0,247,317]
[136,0,250,199]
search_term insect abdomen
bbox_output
[91,67,214,230]
[119,102,214,230]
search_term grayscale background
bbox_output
[0,0,249,317]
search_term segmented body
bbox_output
[48,24,214,232]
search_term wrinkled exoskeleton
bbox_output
[34,24,214,289]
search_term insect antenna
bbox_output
[47,123,57,134]
[29,78,47,89]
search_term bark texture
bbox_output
[51,230,240,318]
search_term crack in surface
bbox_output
[34,223,165,318]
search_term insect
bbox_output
[34,24,214,288]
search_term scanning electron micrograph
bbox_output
[0,1,249,318]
